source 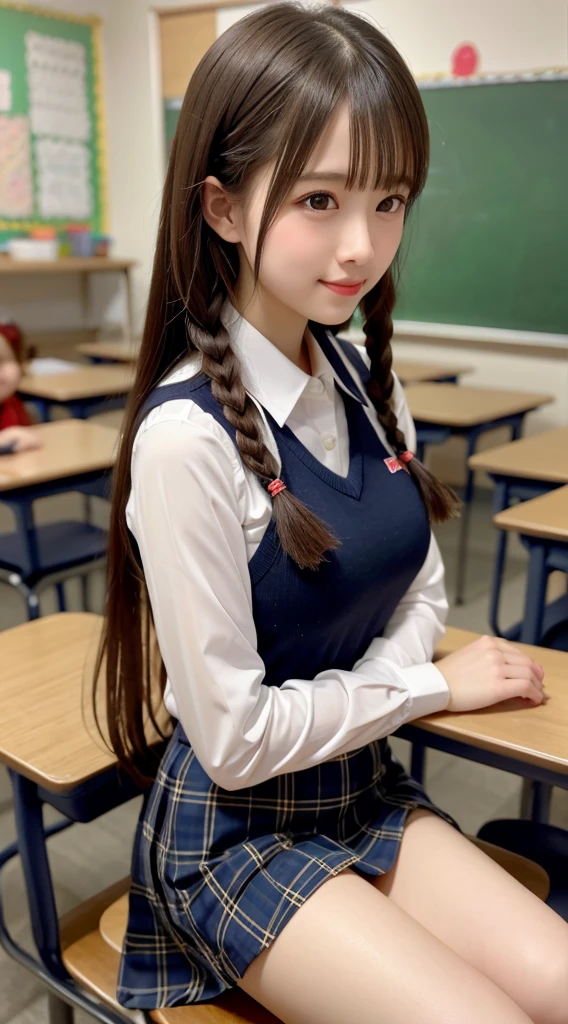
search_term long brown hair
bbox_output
[94,1,461,783]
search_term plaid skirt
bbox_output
[118,723,459,1008]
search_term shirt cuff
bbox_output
[398,663,450,719]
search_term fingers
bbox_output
[477,635,545,680]
[508,679,545,705]
[501,662,544,690]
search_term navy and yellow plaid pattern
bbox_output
[118,725,458,1008]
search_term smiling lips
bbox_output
[320,279,366,296]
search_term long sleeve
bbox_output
[127,412,450,793]
[352,366,451,710]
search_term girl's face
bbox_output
[235,101,410,326]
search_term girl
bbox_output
[97,5,568,1022]
[0,334,40,453]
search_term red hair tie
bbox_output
[399,451,414,464]
[268,478,287,497]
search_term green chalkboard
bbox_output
[396,79,568,334]
[0,2,107,242]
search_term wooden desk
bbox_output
[467,428,568,639]
[0,613,109,788]
[0,257,137,338]
[0,422,117,615]
[76,339,140,364]
[395,359,472,385]
[494,485,568,542]
[18,364,134,420]
[492,486,568,653]
[405,383,553,428]
[397,626,568,780]
[0,612,163,798]
[469,426,568,484]
[404,383,553,606]
[0,420,117,492]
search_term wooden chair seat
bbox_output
[60,880,281,1023]
[59,838,549,1024]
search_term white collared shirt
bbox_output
[126,303,450,791]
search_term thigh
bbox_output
[238,867,532,1024]
[371,809,568,1024]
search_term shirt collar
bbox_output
[219,301,366,428]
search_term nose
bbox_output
[335,215,374,266]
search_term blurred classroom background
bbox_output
[0,1,567,1022]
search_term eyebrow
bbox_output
[296,171,412,189]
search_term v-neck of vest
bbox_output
[264,387,364,499]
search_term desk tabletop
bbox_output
[0,420,118,491]
[76,340,140,363]
[468,426,568,483]
[0,614,114,788]
[394,360,472,384]
[417,627,568,775]
[493,485,568,541]
[19,364,134,401]
[1,617,568,791]
[405,383,553,427]
[0,257,136,275]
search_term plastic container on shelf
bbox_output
[66,225,93,258]
[92,234,111,257]
[8,237,58,261]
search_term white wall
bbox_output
[346,0,568,76]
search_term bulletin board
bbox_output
[0,1,108,243]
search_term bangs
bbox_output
[347,91,428,200]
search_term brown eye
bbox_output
[378,196,404,214]
[304,193,336,212]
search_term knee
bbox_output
[528,943,568,1024]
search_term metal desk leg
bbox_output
[9,772,67,979]
[29,398,50,422]
[12,498,41,575]
[454,432,478,606]
[489,481,510,637]
[519,541,551,822]
[520,541,549,645]
[1,772,131,1024]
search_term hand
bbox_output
[436,634,545,713]
[0,426,42,453]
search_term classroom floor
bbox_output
[1,486,568,1023]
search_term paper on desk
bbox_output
[26,358,81,376]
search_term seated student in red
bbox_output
[0,334,41,453]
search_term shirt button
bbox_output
[323,435,337,451]
[307,377,325,395]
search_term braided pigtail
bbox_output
[361,271,462,524]
[192,295,340,570]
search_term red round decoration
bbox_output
[451,43,479,78]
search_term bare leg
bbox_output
[238,867,533,1024]
[371,809,568,1024]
